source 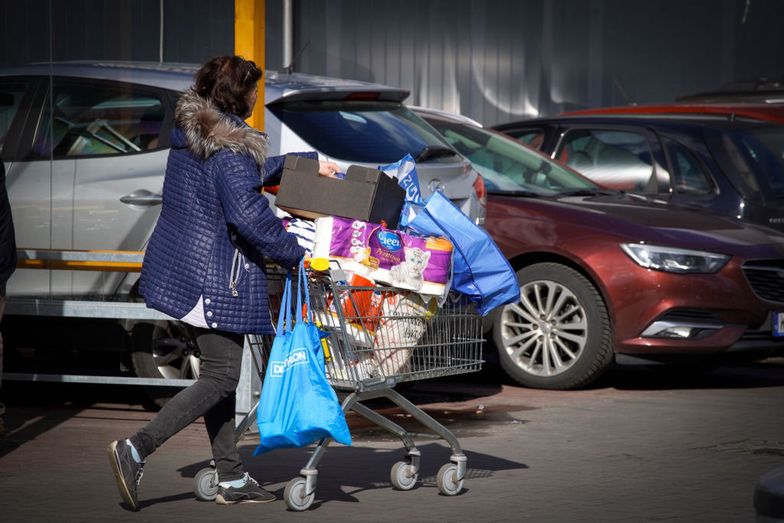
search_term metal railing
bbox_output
[3,249,260,425]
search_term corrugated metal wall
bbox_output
[2,0,784,126]
[0,0,233,65]
[285,0,784,125]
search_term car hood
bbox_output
[490,192,784,252]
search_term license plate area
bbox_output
[775,312,784,337]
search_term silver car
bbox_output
[0,62,484,391]
[0,62,484,299]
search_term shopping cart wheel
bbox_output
[436,463,464,496]
[193,467,218,501]
[390,461,418,491]
[284,477,315,511]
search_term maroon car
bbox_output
[416,107,784,390]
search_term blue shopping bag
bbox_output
[407,192,520,316]
[379,153,422,226]
[380,153,422,204]
[253,260,351,455]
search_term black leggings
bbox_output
[132,328,246,482]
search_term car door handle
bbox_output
[120,190,163,206]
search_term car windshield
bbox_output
[719,127,784,199]
[268,100,458,164]
[422,117,598,195]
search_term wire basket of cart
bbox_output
[274,261,482,510]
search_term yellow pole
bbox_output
[234,0,265,131]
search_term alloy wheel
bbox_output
[500,279,588,377]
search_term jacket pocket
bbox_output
[229,248,245,297]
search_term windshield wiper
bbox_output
[489,189,541,197]
[415,145,459,162]
[556,188,620,197]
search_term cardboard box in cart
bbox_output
[275,155,406,228]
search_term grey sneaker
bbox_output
[107,439,144,511]
[216,473,275,505]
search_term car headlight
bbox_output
[620,243,730,274]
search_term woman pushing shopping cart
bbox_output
[192,258,485,511]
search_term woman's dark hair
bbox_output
[194,55,262,117]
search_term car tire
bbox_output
[493,262,613,390]
[130,321,200,407]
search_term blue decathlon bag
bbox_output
[253,260,351,455]
[407,191,520,316]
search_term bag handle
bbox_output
[276,271,293,334]
[296,257,312,324]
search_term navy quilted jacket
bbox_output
[0,161,16,288]
[140,89,313,334]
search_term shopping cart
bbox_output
[193,262,484,511]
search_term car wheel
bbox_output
[493,262,613,389]
[130,321,200,407]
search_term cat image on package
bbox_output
[389,247,431,290]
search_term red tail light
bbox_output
[344,92,381,101]
[473,174,487,206]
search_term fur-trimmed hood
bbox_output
[174,87,268,165]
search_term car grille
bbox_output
[738,330,781,342]
[742,260,784,304]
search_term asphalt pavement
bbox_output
[1,359,783,522]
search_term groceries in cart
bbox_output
[381,154,521,316]
[274,152,520,381]
[403,190,520,315]
[277,152,520,313]
[312,216,452,296]
[313,283,438,381]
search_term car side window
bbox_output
[556,129,655,192]
[507,129,545,150]
[730,130,784,198]
[32,79,166,159]
[0,80,29,155]
[663,138,712,194]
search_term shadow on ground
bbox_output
[601,358,784,391]
[175,442,527,509]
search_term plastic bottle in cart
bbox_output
[307,257,335,363]
[364,288,385,331]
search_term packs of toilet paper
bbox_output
[312,216,452,296]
